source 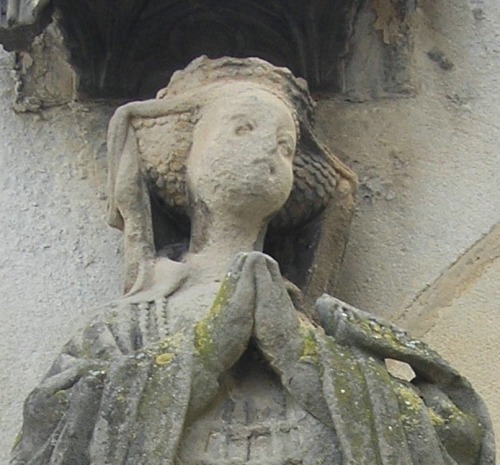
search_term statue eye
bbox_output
[235,121,255,135]
[277,135,295,158]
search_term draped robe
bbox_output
[11,254,495,465]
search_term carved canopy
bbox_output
[0,0,365,97]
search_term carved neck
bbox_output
[187,202,267,275]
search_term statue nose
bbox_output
[262,134,278,155]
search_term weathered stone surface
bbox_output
[10,56,494,465]
[10,23,76,111]
[2,0,500,461]
[343,0,417,100]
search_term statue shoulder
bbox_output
[314,294,462,385]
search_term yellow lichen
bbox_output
[155,352,175,366]
[428,408,446,426]
[396,384,424,426]
[12,431,23,450]
[194,273,235,357]
[208,275,233,317]
[372,0,405,45]
[396,384,421,411]
[298,319,319,363]
[194,319,213,357]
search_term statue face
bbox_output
[187,83,297,219]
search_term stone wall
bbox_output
[0,0,498,461]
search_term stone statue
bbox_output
[11,57,494,465]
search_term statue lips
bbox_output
[251,157,274,174]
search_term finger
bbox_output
[253,254,274,301]
[227,252,249,281]
[193,253,255,374]
[37,359,104,394]
[46,373,106,464]
[264,254,283,282]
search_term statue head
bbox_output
[186,82,297,225]
[119,56,339,235]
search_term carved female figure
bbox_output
[12,57,494,465]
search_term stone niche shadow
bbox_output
[1,0,366,98]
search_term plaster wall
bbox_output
[317,0,500,452]
[423,256,500,454]
[0,0,499,462]
[0,60,122,462]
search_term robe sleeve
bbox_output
[315,294,495,465]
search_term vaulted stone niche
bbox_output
[1,0,366,98]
